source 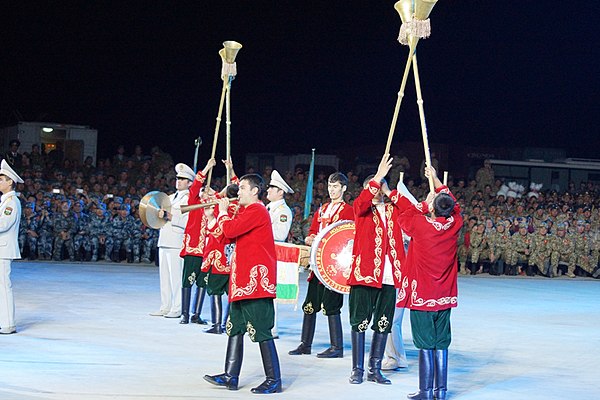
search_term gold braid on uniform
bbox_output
[377,315,390,333]
[303,302,314,314]
[246,321,257,341]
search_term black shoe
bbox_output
[203,373,238,390]
[251,340,282,394]
[366,332,391,384]
[349,330,365,384]
[317,314,344,358]
[289,313,316,355]
[205,324,223,334]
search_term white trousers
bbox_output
[158,248,183,314]
[383,307,408,368]
[0,259,15,330]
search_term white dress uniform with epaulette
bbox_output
[0,160,23,334]
[267,170,294,242]
[266,170,294,338]
[153,163,194,318]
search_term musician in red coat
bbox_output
[348,154,406,385]
[395,165,463,400]
[204,174,282,394]
[289,172,354,359]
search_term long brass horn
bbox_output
[180,197,239,214]
[385,0,438,193]
[207,40,243,187]
[139,191,171,229]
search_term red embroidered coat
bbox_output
[307,201,354,283]
[180,171,208,258]
[395,185,463,312]
[180,173,239,258]
[218,202,277,302]
[348,180,406,289]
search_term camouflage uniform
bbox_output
[130,215,143,262]
[105,209,136,262]
[469,225,489,274]
[550,225,576,278]
[140,225,158,263]
[19,206,40,259]
[52,211,77,261]
[73,208,91,260]
[506,225,531,275]
[528,227,552,276]
[487,225,510,275]
[88,210,110,261]
[573,223,593,275]
[37,207,54,260]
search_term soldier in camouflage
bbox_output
[72,200,91,261]
[505,222,531,275]
[88,205,110,262]
[573,220,593,276]
[487,221,511,275]
[19,202,40,260]
[51,200,77,261]
[550,223,576,278]
[105,204,136,262]
[528,222,552,276]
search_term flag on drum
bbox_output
[274,243,302,304]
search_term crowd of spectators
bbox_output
[4,140,600,279]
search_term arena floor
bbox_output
[1,261,598,400]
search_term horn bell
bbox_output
[139,191,171,229]
[221,40,242,63]
[414,0,438,21]
[394,0,438,22]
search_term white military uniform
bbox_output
[267,170,294,337]
[0,160,23,334]
[267,170,294,242]
[155,164,194,318]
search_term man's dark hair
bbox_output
[240,174,265,197]
[226,184,239,199]
[328,172,348,187]
[434,193,455,218]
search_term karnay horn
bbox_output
[207,40,243,187]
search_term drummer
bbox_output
[347,154,406,385]
[289,172,354,358]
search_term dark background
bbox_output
[1,1,599,166]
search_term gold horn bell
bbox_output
[139,191,171,229]
[219,41,243,64]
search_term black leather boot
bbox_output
[203,334,244,390]
[434,349,448,400]
[251,339,282,394]
[180,287,191,324]
[408,349,434,399]
[221,301,230,331]
[205,295,223,334]
[367,332,391,384]
[190,286,208,324]
[349,330,365,384]
[317,314,344,358]
[289,313,316,355]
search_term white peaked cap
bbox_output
[270,170,294,194]
[175,163,195,181]
[0,159,23,183]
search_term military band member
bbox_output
[204,174,282,394]
[289,172,354,358]
[348,155,406,385]
[266,170,293,242]
[266,169,294,339]
[178,158,216,324]
[203,197,237,334]
[150,163,193,318]
[0,160,23,334]
[395,165,463,400]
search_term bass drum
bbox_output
[309,220,355,294]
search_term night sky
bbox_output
[1,1,599,165]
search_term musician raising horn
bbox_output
[347,154,406,385]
